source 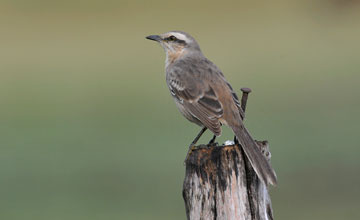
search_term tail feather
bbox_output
[232,125,277,186]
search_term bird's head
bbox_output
[146,31,201,64]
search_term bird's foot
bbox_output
[184,144,196,165]
[208,135,217,146]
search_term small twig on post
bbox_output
[183,87,275,220]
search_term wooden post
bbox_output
[182,88,275,220]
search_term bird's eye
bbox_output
[167,35,177,41]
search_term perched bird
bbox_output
[146,31,277,186]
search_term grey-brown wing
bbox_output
[197,57,244,119]
[167,68,223,135]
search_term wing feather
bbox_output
[167,65,223,135]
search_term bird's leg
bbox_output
[190,126,207,146]
[208,135,217,145]
[234,88,252,145]
[184,127,207,164]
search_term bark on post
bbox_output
[182,141,274,220]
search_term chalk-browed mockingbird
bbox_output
[146,31,277,186]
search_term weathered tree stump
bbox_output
[183,140,274,220]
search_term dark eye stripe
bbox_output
[165,36,186,44]
[176,39,186,44]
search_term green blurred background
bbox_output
[1,0,360,219]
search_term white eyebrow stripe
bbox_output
[169,32,188,42]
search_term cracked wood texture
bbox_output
[183,140,274,220]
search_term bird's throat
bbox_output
[165,48,185,66]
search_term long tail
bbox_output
[232,125,277,186]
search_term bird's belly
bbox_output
[174,100,203,126]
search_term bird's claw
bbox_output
[184,144,196,165]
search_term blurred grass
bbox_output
[1,0,360,219]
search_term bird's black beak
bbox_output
[146,35,162,42]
